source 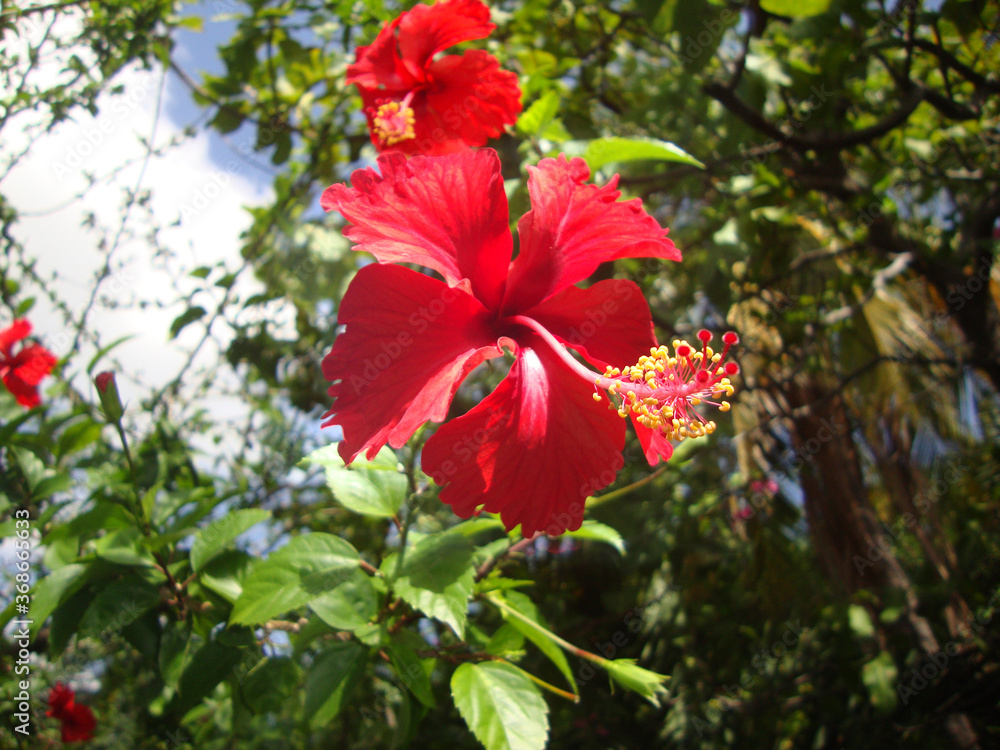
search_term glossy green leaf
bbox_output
[190,508,271,572]
[302,444,406,518]
[496,590,577,692]
[861,651,898,714]
[230,533,361,625]
[304,642,368,728]
[392,533,475,638]
[563,521,626,555]
[584,136,704,171]
[451,661,549,750]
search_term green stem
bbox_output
[503,660,580,703]
[587,466,667,509]
[486,593,609,667]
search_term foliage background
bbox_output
[1,0,999,747]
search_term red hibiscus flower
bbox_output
[0,319,56,408]
[319,148,700,536]
[46,683,96,743]
[347,0,521,156]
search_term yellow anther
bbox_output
[592,392,602,402]
[720,401,731,412]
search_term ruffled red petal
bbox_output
[8,343,56,386]
[422,336,626,537]
[397,0,495,71]
[46,684,75,716]
[322,263,502,464]
[502,155,680,313]
[347,18,416,92]
[320,150,512,310]
[0,319,30,358]
[58,702,96,743]
[518,279,656,370]
[631,417,675,465]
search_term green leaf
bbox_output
[240,656,301,714]
[22,564,89,638]
[94,528,156,567]
[451,661,549,750]
[760,0,832,17]
[190,508,271,572]
[308,568,377,631]
[393,533,475,638]
[159,621,194,688]
[603,659,670,706]
[56,419,103,459]
[848,604,875,639]
[496,591,577,692]
[169,306,206,340]
[861,651,898,714]
[200,549,254,603]
[78,578,160,639]
[584,136,704,171]
[302,445,406,518]
[86,334,134,375]
[304,642,368,728]
[230,533,361,625]
[388,635,436,708]
[11,446,46,492]
[516,90,560,136]
[173,639,246,715]
[563,521,625,555]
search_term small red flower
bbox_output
[320,149,680,536]
[348,0,521,155]
[0,319,56,408]
[46,683,96,743]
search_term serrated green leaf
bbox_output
[159,621,194,688]
[451,661,549,750]
[308,568,377,631]
[11,446,46,492]
[584,136,704,171]
[56,419,103,459]
[393,533,475,638]
[240,656,301,714]
[302,444,406,518]
[230,533,360,625]
[190,508,270,572]
[304,642,368,728]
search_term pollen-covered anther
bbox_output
[606,330,741,443]
[371,95,416,146]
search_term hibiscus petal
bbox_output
[502,154,681,313]
[519,279,656,371]
[320,149,512,310]
[322,263,502,464]
[0,319,30,358]
[9,343,57,386]
[409,50,521,152]
[631,416,675,466]
[346,18,415,92]
[397,0,495,71]
[422,336,626,537]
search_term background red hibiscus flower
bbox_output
[347,0,522,155]
[0,319,56,408]
[46,684,96,743]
